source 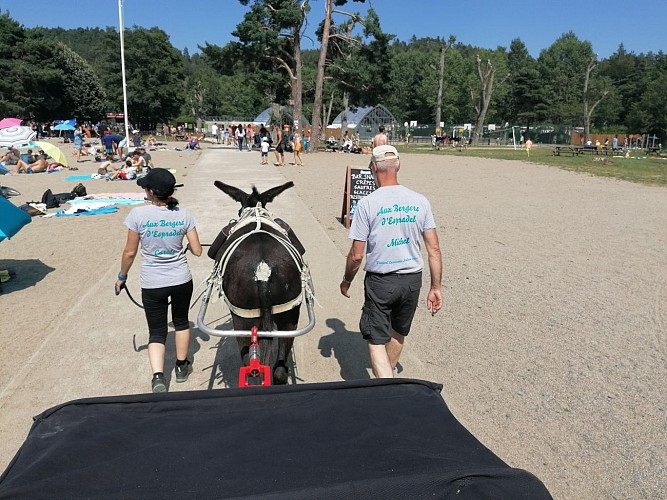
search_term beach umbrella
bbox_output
[0,195,31,242]
[53,123,75,131]
[0,126,36,147]
[26,141,69,167]
[0,118,22,129]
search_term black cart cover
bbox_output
[0,379,551,499]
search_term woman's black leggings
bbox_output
[141,280,193,344]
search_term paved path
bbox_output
[0,146,364,469]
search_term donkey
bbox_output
[212,181,304,384]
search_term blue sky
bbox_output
[1,0,665,59]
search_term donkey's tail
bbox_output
[257,279,273,331]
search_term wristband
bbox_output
[342,276,352,284]
[118,272,127,281]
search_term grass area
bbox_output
[395,143,667,187]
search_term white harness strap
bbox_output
[208,206,311,319]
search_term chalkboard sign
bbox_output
[341,165,377,228]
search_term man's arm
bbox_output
[423,228,443,315]
[340,240,366,298]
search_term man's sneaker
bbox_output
[151,373,167,393]
[175,360,192,383]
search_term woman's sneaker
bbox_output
[151,373,167,393]
[175,360,192,383]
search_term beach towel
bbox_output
[85,193,146,200]
[69,198,144,206]
[64,174,95,181]
[53,206,118,217]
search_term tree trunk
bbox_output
[341,91,349,143]
[472,56,496,145]
[582,58,607,144]
[311,0,333,151]
[471,55,509,145]
[583,59,594,144]
[435,46,445,129]
[292,24,303,134]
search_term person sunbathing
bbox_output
[146,134,157,147]
[17,153,49,173]
[30,154,50,173]
[0,148,24,174]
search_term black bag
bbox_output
[55,192,75,204]
[71,183,87,198]
[41,189,59,209]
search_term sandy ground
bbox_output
[1,140,666,499]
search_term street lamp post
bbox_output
[118,0,130,142]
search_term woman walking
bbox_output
[116,168,202,393]
[236,124,245,151]
[293,132,304,166]
[73,126,85,163]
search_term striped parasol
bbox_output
[0,126,36,148]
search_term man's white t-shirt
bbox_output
[349,185,436,274]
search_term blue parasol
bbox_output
[0,196,31,242]
[53,123,75,131]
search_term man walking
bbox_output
[340,145,442,378]
[372,125,388,148]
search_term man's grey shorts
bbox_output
[360,271,422,345]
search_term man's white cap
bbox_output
[371,145,399,162]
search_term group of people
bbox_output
[0,146,75,174]
[227,123,306,166]
[116,122,442,392]
[97,147,153,180]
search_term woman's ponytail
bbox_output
[165,195,179,210]
[153,189,179,210]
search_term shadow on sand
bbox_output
[318,318,372,380]
[0,258,55,294]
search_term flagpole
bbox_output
[118,0,130,143]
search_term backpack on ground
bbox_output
[41,189,59,209]
[71,183,87,198]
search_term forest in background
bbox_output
[0,0,665,144]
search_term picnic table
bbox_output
[553,146,578,156]
[575,146,612,156]
[553,146,618,157]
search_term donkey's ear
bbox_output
[260,181,294,206]
[215,181,248,205]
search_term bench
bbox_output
[575,147,611,156]
[553,146,578,156]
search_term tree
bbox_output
[582,56,609,143]
[503,38,541,127]
[234,0,310,131]
[471,52,509,145]
[98,27,186,128]
[537,33,595,124]
[434,35,456,129]
[0,17,106,121]
[311,0,366,145]
[0,12,27,117]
